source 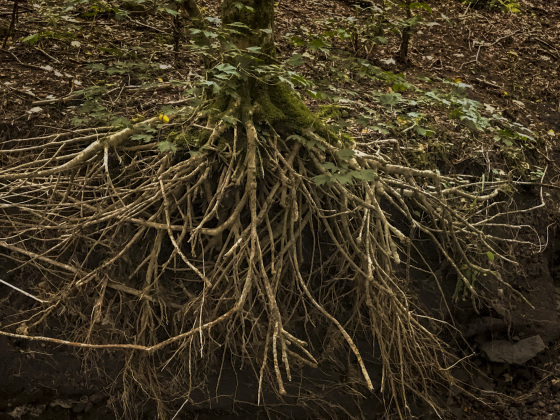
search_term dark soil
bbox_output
[1,0,559,418]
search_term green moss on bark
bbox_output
[253,84,353,147]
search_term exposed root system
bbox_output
[0,95,542,418]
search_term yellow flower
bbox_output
[158,114,170,123]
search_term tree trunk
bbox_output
[396,0,412,64]
[213,0,347,147]
[221,0,276,56]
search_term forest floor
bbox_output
[1,0,560,418]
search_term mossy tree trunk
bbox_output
[211,0,346,148]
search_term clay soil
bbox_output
[1,0,560,418]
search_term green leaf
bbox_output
[201,80,221,93]
[222,115,238,125]
[158,141,177,153]
[227,22,251,30]
[322,162,338,171]
[309,38,327,52]
[486,251,495,262]
[314,174,332,186]
[131,133,154,143]
[451,86,468,98]
[405,15,423,26]
[378,93,401,106]
[285,54,304,67]
[392,82,411,92]
[70,116,89,126]
[337,148,355,160]
[333,172,353,185]
[188,97,203,107]
[22,33,40,45]
[111,116,132,128]
[160,105,179,115]
[287,134,307,143]
[409,2,432,12]
[87,63,106,72]
[370,126,390,135]
[414,126,434,137]
[202,30,218,38]
[351,169,377,181]
[355,115,371,126]
[215,63,238,74]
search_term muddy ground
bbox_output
[1,0,560,418]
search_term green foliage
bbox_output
[322,1,434,60]
[287,134,326,152]
[64,0,124,18]
[313,148,377,186]
[157,141,178,153]
[378,92,402,107]
[318,104,349,120]
[462,0,521,13]
[454,264,481,299]
[424,80,535,145]
[71,99,108,126]
[21,30,76,45]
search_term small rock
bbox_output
[480,335,546,364]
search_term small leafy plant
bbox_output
[462,0,521,13]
